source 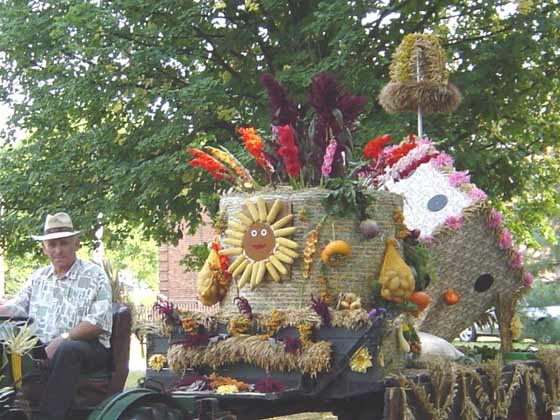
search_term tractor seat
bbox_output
[22,302,132,407]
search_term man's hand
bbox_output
[45,336,66,361]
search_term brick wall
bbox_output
[158,219,214,304]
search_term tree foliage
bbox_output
[0,0,558,257]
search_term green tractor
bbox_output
[0,304,190,420]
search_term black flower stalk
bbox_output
[234,296,254,320]
[307,73,367,177]
[260,73,299,126]
[153,296,178,326]
[310,294,331,327]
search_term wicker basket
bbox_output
[219,187,403,312]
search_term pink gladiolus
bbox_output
[509,250,523,269]
[523,272,534,288]
[449,170,471,187]
[443,215,463,230]
[432,152,454,169]
[469,187,488,202]
[321,138,337,177]
[487,209,503,229]
[499,228,513,250]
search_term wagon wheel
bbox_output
[119,401,191,420]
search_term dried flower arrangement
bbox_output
[187,73,366,189]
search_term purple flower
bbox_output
[260,73,298,126]
[449,170,471,187]
[469,187,488,202]
[498,228,513,250]
[255,378,285,393]
[431,152,454,169]
[443,215,463,230]
[487,209,503,229]
[308,73,341,121]
[153,296,177,325]
[282,336,301,354]
[337,91,367,125]
[523,272,534,288]
[368,308,386,321]
[321,138,337,177]
[509,250,523,269]
[234,297,254,320]
[310,295,331,326]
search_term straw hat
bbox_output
[31,212,81,241]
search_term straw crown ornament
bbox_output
[378,33,461,115]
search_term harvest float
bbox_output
[142,34,559,420]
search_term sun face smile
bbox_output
[219,197,299,290]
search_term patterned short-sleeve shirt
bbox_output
[9,258,113,348]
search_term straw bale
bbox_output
[219,187,402,312]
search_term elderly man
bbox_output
[0,212,112,420]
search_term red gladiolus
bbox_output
[277,125,301,177]
[386,143,417,166]
[187,148,229,181]
[362,134,392,160]
[237,127,267,170]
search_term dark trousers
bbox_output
[39,339,110,420]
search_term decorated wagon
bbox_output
[136,35,560,420]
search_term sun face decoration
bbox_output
[219,197,299,290]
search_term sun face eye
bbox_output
[251,230,258,237]
[260,228,268,236]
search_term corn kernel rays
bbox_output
[219,197,299,290]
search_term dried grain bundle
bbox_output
[192,313,219,332]
[215,310,241,325]
[503,363,525,412]
[330,308,372,330]
[167,344,188,374]
[424,358,458,418]
[537,349,560,407]
[458,370,482,420]
[299,341,332,378]
[378,81,461,115]
[252,309,321,332]
[402,376,437,419]
[166,335,331,375]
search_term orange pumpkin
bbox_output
[409,291,430,311]
[442,289,460,305]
